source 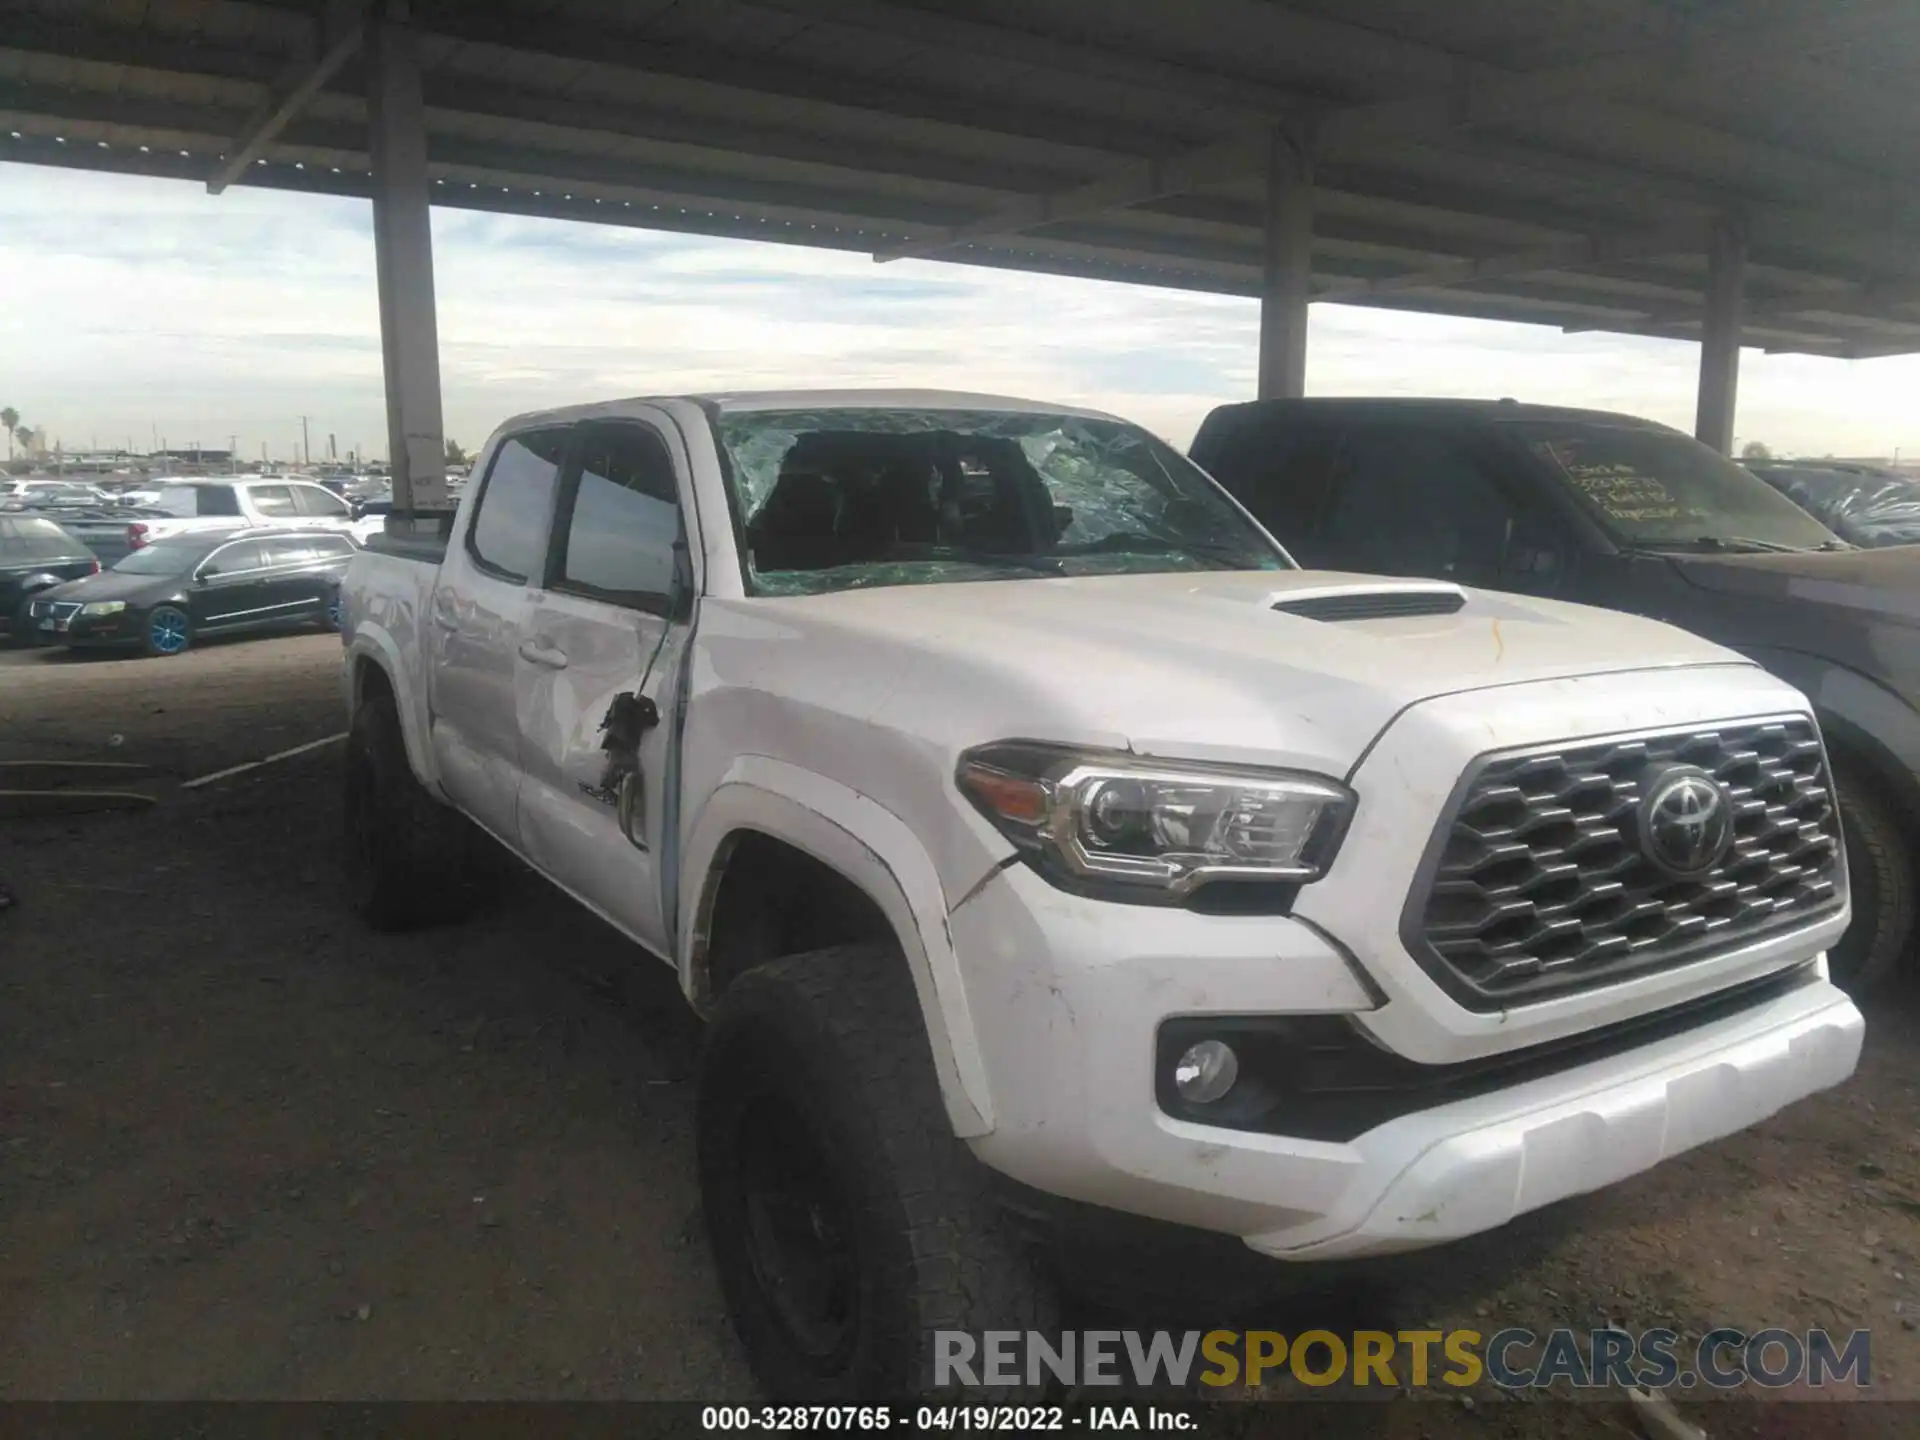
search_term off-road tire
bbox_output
[1828,763,1915,995]
[699,943,1057,1401]
[343,690,478,931]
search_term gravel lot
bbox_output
[2,634,1917,1433]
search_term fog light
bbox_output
[1172,1039,1239,1104]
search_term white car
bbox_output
[111,476,371,553]
[338,391,1861,1399]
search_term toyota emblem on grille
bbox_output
[1637,766,1735,878]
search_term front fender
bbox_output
[679,756,994,1138]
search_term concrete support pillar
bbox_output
[1694,217,1747,456]
[1257,127,1314,400]
[366,4,449,516]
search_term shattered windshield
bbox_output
[1502,420,1840,552]
[712,407,1289,596]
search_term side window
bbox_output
[556,424,683,608]
[197,485,243,517]
[263,537,317,567]
[204,540,268,575]
[1311,428,1521,584]
[468,429,568,582]
[249,485,299,517]
[1210,425,1342,550]
[292,485,350,518]
[314,536,358,559]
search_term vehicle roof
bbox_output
[1199,397,1679,429]
[493,388,1123,434]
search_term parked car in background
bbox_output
[1,478,117,509]
[21,504,178,568]
[1191,398,1920,994]
[341,390,1861,1398]
[28,526,355,656]
[1747,460,1920,548]
[129,477,365,550]
[1,514,99,644]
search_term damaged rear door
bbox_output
[514,412,694,960]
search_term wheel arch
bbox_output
[680,758,994,1138]
[344,640,438,791]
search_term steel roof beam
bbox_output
[208,1,366,194]
[873,0,1917,262]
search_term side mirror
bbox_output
[196,565,218,581]
[1050,503,1074,540]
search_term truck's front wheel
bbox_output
[699,944,1055,1400]
[343,690,477,930]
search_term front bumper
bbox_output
[948,663,1859,1258]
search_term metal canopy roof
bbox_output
[5,0,1920,359]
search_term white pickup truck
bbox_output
[339,391,1863,1399]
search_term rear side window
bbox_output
[469,430,568,582]
[204,539,269,574]
[249,485,299,517]
[263,537,319,566]
[313,536,357,558]
[1310,428,1519,582]
[155,484,242,517]
[556,424,682,608]
[11,517,82,561]
[292,485,350,518]
[1197,421,1342,547]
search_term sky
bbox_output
[4,161,1919,464]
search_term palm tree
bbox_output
[0,407,17,463]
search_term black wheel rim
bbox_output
[735,1095,860,1367]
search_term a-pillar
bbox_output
[1257,126,1314,400]
[1694,217,1748,455]
[366,3,449,519]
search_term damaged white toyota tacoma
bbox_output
[338,391,1863,1398]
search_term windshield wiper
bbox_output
[1628,536,1810,556]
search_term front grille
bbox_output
[1272,590,1465,621]
[1407,718,1843,1009]
[29,600,80,621]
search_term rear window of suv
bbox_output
[155,484,242,518]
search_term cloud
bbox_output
[2,160,1917,462]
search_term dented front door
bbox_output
[514,415,692,960]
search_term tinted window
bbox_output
[312,535,358,559]
[292,485,350,518]
[204,540,269,574]
[157,484,241,517]
[558,425,682,607]
[1199,422,1342,547]
[249,485,299,517]
[1306,428,1519,583]
[469,430,567,581]
[263,537,319,566]
[11,518,83,561]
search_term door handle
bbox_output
[517,639,569,669]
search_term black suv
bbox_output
[1192,398,1920,994]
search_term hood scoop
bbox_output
[1270,583,1468,622]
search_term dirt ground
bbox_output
[3,635,1918,1433]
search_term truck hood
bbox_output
[1670,546,1920,627]
[727,570,1752,778]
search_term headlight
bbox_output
[80,600,127,616]
[956,741,1354,901]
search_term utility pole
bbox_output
[151,422,159,454]
[229,435,238,474]
[300,415,311,467]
